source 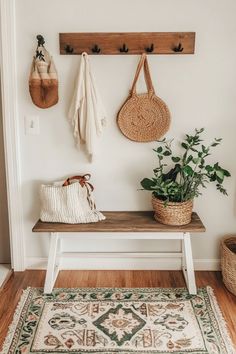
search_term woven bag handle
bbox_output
[62,174,94,191]
[130,54,155,95]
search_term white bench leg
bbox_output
[44,232,61,294]
[182,232,197,295]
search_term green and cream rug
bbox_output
[2,287,235,354]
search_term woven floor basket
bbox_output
[152,196,193,226]
[221,236,236,296]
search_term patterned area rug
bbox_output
[2,287,235,354]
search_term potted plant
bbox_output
[140,128,231,226]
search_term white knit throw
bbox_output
[68,52,106,161]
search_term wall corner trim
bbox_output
[0,0,25,270]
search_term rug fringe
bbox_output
[1,287,31,354]
[207,286,236,354]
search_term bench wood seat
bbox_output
[32,211,205,233]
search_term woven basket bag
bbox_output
[117,53,171,142]
[221,236,236,296]
[152,196,193,226]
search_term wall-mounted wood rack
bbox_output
[59,32,195,55]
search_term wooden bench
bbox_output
[32,211,205,294]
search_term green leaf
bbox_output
[216,184,228,195]
[163,150,171,156]
[140,178,156,190]
[190,147,198,152]
[183,165,194,176]
[223,169,231,177]
[196,128,205,134]
[205,165,213,172]
[216,170,225,182]
[181,143,188,149]
[193,157,200,164]
[172,157,181,162]
[156,146,163,153]
[186,155,193,164]
[209,174,216,182]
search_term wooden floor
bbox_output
[0,270,236,349]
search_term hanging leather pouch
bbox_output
[29,46,58,109]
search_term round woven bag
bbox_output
[117,54,171,142]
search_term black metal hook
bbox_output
[145,43,154,53]
[173,42,184,52]
[36,34,45,47]
[91,44,101,53]
[120,43,129,53]
[35,34,45,61]
[64,44,74,54]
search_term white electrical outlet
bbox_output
[24,115,40,135]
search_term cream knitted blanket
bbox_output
[68,53,106,160]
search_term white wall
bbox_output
[15,0,236,269]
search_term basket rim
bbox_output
[221,235,236,241]
[221,235,236,255]
[152,195,194,206]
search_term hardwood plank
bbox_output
[0,270,235,349]
[32,211,205,233]
[59,32,195,55]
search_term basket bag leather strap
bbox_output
[62,174,94,191]
[62,174,96,210]
[130,53,155,96]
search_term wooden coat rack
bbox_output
[59,32,195,55]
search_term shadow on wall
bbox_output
[129,167,153,211]
[23,179,43,222]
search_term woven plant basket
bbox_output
[152,196,193,226]
[221,236,236,296]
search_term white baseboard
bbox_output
[25,257,220,271]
